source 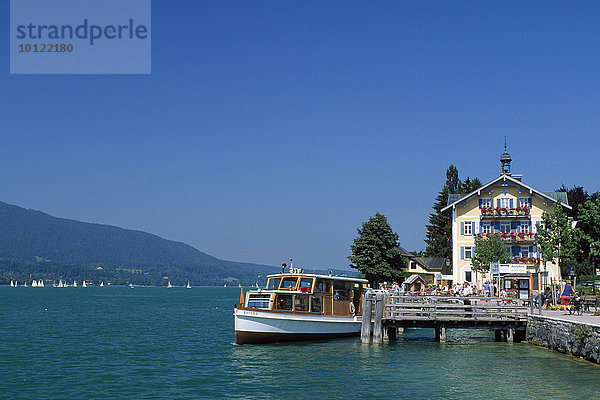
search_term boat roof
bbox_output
[266,273,368,284]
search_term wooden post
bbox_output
[507,327,514,343]
[494,330,502,342]
[529,292,534,314]
[361,292,372,344]
[387,325,397,341]
[435,327,441,342]
[439,326,447,342]
[373,292,384,344]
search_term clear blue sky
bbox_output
[2,1,599,270]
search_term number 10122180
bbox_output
[19,43,74,53]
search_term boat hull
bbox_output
[234,307,362,345]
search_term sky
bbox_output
[2,1,600,271]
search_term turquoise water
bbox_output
[1,286,599,399]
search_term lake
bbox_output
[1,286,599,399]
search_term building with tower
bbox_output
[441,145,570,297]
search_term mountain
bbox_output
[0,201,280,285]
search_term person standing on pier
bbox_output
[560,280,573,314]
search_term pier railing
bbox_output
[385,295,529,322]
[361,293,529,345]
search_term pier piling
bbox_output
[373,292,384,344]
[361,293,373,344]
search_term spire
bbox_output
[500,137,511,175]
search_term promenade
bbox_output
[535,309,600,326]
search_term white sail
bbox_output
[32,280,38,287]
[82,281,87,287]
[100,282,104,287]
[73,281,77,287]
[24,281,27,287]
[40,280,44,287]
[186,281,191,289]
[10,280,14,287]
[167,281,173,288]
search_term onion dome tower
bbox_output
[500,137,511,175]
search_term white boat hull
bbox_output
[234,307,362,344]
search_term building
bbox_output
[441,146,570,298]
[397,245,450,285]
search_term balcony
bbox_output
[480,206,531,219]
[505,256,541,265]
[475,232,537,244]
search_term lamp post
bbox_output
[591,243,597,296]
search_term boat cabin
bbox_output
[244,274,368,316]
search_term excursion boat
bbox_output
[234,270,368,345]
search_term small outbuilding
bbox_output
[403,274,428,293]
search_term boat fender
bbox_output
[349,302,355,315]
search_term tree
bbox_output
[537,202,576,278]
[424,166,460,259]
[424,167,482,261]
[576,198,600,257]
[349,212,404,285]
[471,234,509,273]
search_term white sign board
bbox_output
[498,264,527,274]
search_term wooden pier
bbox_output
[361,292,529,344]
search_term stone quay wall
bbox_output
[526,315,600,364]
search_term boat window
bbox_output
[314,279,331,293]
[299,278,313,292]
[274,294,293,310]
[247,294,271,309]
[280,277,299,290]
[266,278,281,290]
[294,294,309,312]
[310,295,323,313]
[333,280,352,301]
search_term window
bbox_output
[464,222,472,235]
[275,294,293,310]
[517,197,531,207]
[481,222,492,234]
[299,278,313,292]
[333,280,351,300]
[465,271,472,282]
[499,198,510,208]
[294,294,310,312]
[247,294,271,309]
[280,277,298,289]
[521,247,529,258]
[266,278,281,290]
[464,247,473,259]
[520,223,529,234]
[310,295,323,313]
[480,198,493,208]
[500,222,511,233]
[314,279,331,293]
[410,261,417,270]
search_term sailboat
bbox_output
[100,282,104,287]
[32,280,38,287]
[167,281,173,288]
[39,279,44,287]
[186,281,191,289]
[10,280,14,287]
[223,284,227,287]
[24,281,28,287]
[73,280,78,287]
[82,280,87,288]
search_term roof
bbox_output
[265,273,368,284]
[404,274,428,284]
[414,257,446,271]
[447,193,466,206]
[441,174,571,213]
[396,246,448,272]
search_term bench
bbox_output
[582,295,598,312]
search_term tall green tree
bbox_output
[349,212,403,285]
[576,198,600,259]
[537,202,576,277]
[424,166,482,261]
[472,234,509,273]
